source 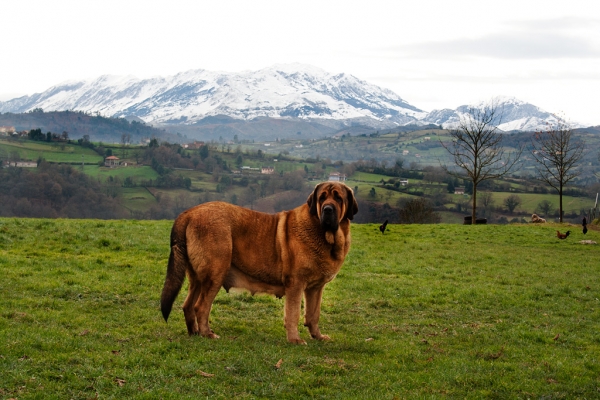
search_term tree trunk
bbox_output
[559,184,563,223]
[471,184,477,225]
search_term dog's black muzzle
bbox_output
[320,204,339,232]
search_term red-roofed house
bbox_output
[104,156,120,168]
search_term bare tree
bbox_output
[423,166,447,184]
[398,198,441,224]
[531,116,585,222]
[441,98,523,224]
[503,194,522,213]
[536,199,554,217]
[480,191,495,209]
[480,191,495,218]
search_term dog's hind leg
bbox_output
[182,275,202,335]
[194,275,225,339]
[192,253,231,339]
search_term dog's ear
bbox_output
[307,184,321,216]
[344,185,359,220]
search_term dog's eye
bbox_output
[333,192,342,203]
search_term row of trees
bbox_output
[0,161,127,219]
[27,128,69,142]
[441,99,586,224]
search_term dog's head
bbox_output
[307,182,358,232]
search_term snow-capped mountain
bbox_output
[0,64,425,128]
[0,65,576,134]
[421,96,581,131]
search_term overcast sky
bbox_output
[3,0,600,125]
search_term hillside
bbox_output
[0,110,183,144]
[1,135,597,225]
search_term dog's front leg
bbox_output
[304,285,330,341]
[284,285,306,345]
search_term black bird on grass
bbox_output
[583,217,588,235]
[379,220,388,234]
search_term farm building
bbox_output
[3,161,37,168]
[328,172,346,182]
[104,156,120,168]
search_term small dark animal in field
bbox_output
[582,217,588,235]
[556,230,571,240]
[379,220,388,234]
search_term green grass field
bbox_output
[0,139,103,164]
[1,218,599,398]
[82,165,159,181]
[120,187,159,212]
[492,192,593,217]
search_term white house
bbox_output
[0,126,15,135]
[104,156,120,168]
[5,161,37,168]
[328,172,346,182]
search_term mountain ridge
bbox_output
[0,64,583,140]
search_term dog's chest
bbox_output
[323,271,338,284]
[313,257,343,285]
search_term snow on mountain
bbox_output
[0,64,425,127]
[421,96,581,132]
[0,66,580,133]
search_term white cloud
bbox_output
[393,33,600,59]
[2,0,600,126]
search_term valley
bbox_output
[2,131,598,225]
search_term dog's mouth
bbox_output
[320,204,339,232]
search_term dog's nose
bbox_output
[323,205,334,214]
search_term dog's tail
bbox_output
[160,219,190,322]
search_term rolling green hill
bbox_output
[1,135,598,224]
[0,110,182,144]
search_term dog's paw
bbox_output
[311,333,331,341]
[288,338,307,345]
[202,330,220,339]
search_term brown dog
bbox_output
[160,182,358,344]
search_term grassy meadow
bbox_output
[0,140,103,164]
[1,218,599,398]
